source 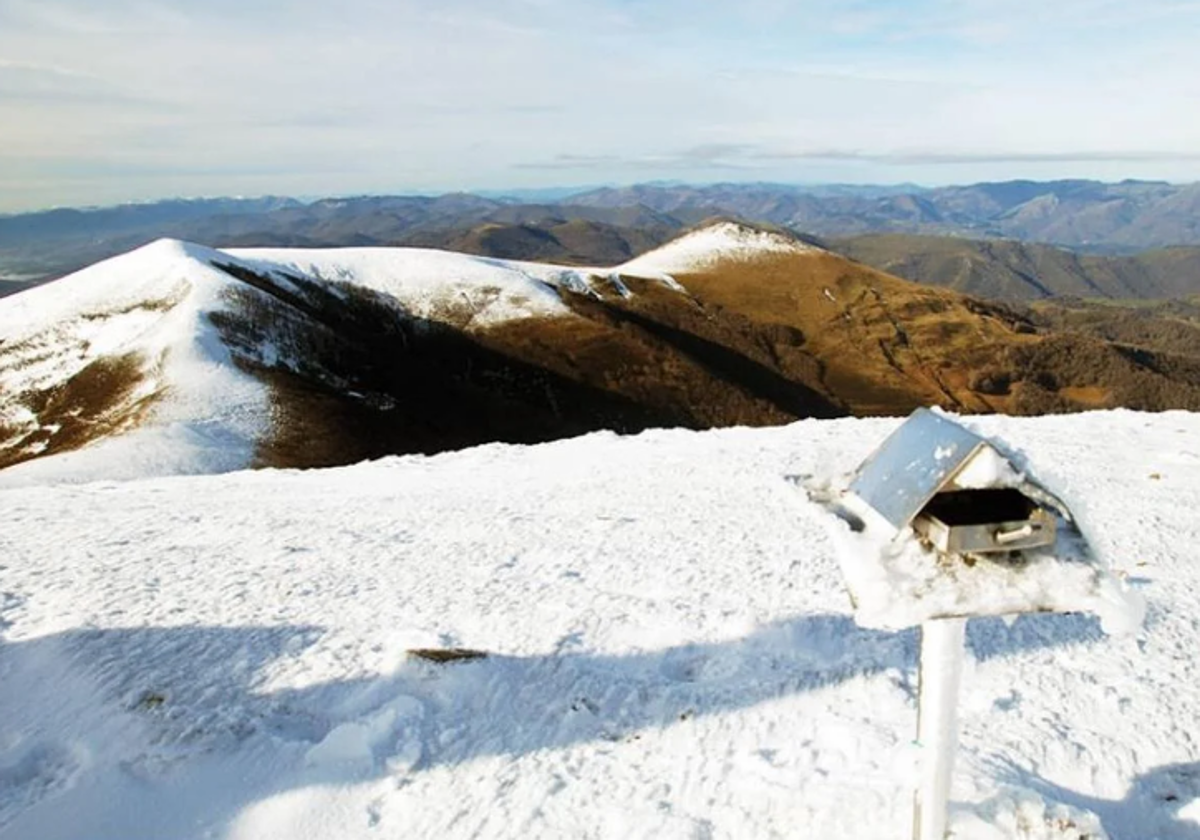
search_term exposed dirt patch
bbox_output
[1060,385,1112,407]
[0,286,186,469]
[407,648,488,664]
[0,351,161,470]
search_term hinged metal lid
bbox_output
[849,408,993,531]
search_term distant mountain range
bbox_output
[5,179,1200,301]
[0,195,682,294]
[5,221,1200,482]
[566,179,1200,250]
[832,234,1200,301]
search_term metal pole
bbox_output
[913,617,967,840]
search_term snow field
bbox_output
[1,411,1198,838]
[225,246,575,327]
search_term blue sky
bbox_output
[1,0,1199,211]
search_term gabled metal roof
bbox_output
[809,408,1129,630]
[848,408,994,531]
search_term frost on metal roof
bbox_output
[819,408,1141,632]
[848,408,996,531]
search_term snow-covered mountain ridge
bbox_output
[2,410,1197,838]
[0,235,702,485]
[5,220,1200,487]
[0,239,270,482]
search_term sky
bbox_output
[1,0,1200,212]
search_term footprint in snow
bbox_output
[0,740,87,829]
[304,695,425,776]
[0,591,25,633]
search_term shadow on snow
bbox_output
[986,756,1200,840]
[2,610,1155,837]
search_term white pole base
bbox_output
[913,617,967,840]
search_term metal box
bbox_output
[911,488,1056,555]
[848,408,1059,557]
[804,407,1142,629]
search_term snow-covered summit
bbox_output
[0,238,272,485]
[0,238,230,340]
[618,220,823,276]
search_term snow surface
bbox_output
[617,221,822,276]
[224,246,576,327]
[3,410,1200,839]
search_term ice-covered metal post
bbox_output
[913,617,966,840]
[804,407,1142,840]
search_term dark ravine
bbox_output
[205,260,845,469]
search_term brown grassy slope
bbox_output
[0,350,165,470]
[207,263,844,470]
[0,289,183,469]
[397,220,673,267]
[664,250,1200,415]
[478,274,843,426]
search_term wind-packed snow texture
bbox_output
[2,410,1198,839]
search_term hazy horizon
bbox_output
[4,0,1200,213]
[6,174,1200,217]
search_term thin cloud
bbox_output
[0,62,167,107]
[516,146,1200,173]
[748,149,1200,165]
[2,0,1200,210]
